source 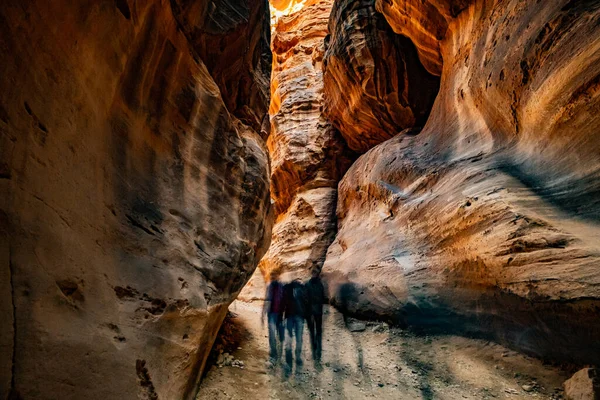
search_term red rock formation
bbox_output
[0,1,271,399]
[322,0,600,364]
[322,0,440,153]
[259,0,354,281]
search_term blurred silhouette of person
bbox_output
[338,282,364,371]
[305,269,325,365]
[338,282,357,325]
[283,279,308,376]
[262,272,284,366]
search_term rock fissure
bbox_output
[135,359,159,400]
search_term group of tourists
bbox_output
[262,269,325,376]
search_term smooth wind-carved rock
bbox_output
[375,0,471,75]
[0,1,271,399]
[323,0,600,365]
[322,0,440,153]
[170,0,272,133]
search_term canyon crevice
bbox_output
[1,0,600,398]
[0,1,271,399]
[323,0,441,153]
[259,0,354,282]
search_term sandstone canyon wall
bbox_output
[258,0,354,282]
[322,0,440,152]
[322,0,600,364]
[0,1,271,399]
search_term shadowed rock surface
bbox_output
[322,0,440,153]
[0,1,271,399]
[375,0,471,76]
[322,0,600,365]
[169,0,272,132]
[259,0,354,282]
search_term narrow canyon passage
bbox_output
[1,0,600,399]
[198,0,600,398]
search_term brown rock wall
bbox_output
[0,1,271,399]
[375,0,471,75]
[260,0,354,281]
[170,0,272,132]
[323,0,600,364]
[322,0,440,153]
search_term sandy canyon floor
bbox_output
[197,301,571,399]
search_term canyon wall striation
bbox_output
[322,0,440,153]
[322,0,600,364]
[259,0,354,282]
[0,0,271,399]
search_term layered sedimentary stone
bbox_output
[259,0,353,281]
[323,0,600,364]
[0,1,271,399]
[375,0,471,75]
[262,187,339,280]
[322,0,440,153]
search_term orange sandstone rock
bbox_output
[322,0,440,153]
[322,0,600,364]
[260,0,354,281]
[0,1,271,399]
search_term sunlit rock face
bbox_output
[322,0,440,153]
[259,0,354,281]
[323,0,600,364]
[375,0,470,76]
[270,0,322,14]
[0,1,271,399]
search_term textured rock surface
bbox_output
[564,368,600,400]
[323,0,600,364]
[322,0,440,153]
[259,0,353,281]
[237,268,267,302]
[170,0,272,132]
[0,1,271,399]
[374,0,470,75]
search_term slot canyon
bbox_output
[1,0,599,399]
